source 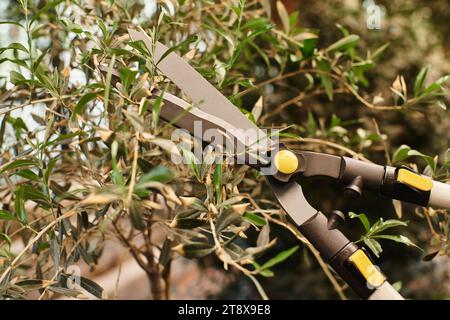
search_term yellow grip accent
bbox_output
[397,169,432,191]
[274,150,299,174]
[349,250,385,287]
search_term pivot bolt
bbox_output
[274,149,299,174]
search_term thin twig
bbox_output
[284,137,372,162]
[0,209,78,284]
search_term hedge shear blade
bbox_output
[129,29,318,225]
[127,29,448,300]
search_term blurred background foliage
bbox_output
[0,0,449,300]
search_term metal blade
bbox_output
[128,29,267,146]
[266,177,317,226]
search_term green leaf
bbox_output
[407,150,436,173]
[258,269,274,277]
[129,201,145,230]
[0,233,12,247]
[74,92,98,115]
[326,35,360,53]
[175,242,214,258]
[159,238,171,268]
[349,212,371,232]
[369,218,407,235]
[0,159,36,174]
[363,237,382,257]
[320,74,334,100]
[151,85,168,127]
[243,212,267,226]
[172,217,205,229]
[370,42,390,61]
[156,35,198,66]
[372,234,420,250]
[215,212,241,234]
[48,286,82,298]
[316,58,333,100]
[259,245,299,271]
[306,111,317,135]
[15,186,26,223]
[0,21,24,28]
[392,281,402,291]
[119,68,138,94]
[14,169,40,182]
[43,131,82,148]
[137,158,153,173]
[392,144,411,164]
[137,165,174,185]
[276,1,290,34]
[0,42,28,54]
[212,164,223,203]
[10,71,27,85]
[0,209,16,221]
[414,66,429,97]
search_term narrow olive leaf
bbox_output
[422,251,439,261]
[212,164,223,203]
[392,144,411,164]
[151,85,168,127]
[326,35,360,53]
[103,54,116,113]
[0,209,16,221]
[74,92,97,115]
[79,276,105,299]
[137,165,174,185]
[243,212,266,226]
[129,201,145,230]
[276,1,290,34]
[370,42,390,61]
[0,110,7,149]
[137,158,153,173]
[414,65,429,97]
[392,281,402,291]
[368,218,407,235]
[0,21,24,28]
[348,212,371,232]
[156,35,198,66]
[259,245,299,271]
[215,212,242,234]
[173,242,214,258]
[30,113,46,126]
[0,233,12,247]
[372,234,421,250]
[48,286,83,298]
[392,199,402,219]
[14,186,26,224]
[0,159,36,174]
[0,42,28,54]
[159,238,171,268]
[256,224,270,247]
[172,218,205,229]
[119,68,138,94]
[16,279,54,290]
[363,237,382,257]
[259,269,274,277]
[320,74,334,101]
[407,149,436,173]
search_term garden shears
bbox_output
[126,29,450,300]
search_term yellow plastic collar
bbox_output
[397,169,432,191]
[349,249,385,287]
